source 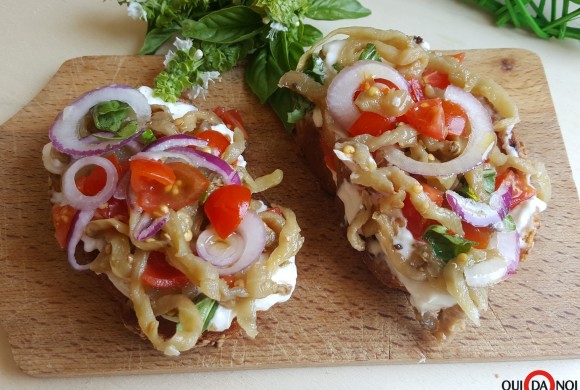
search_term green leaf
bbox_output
[92,100,132,132]
[359,43,381,61]
[501,214,516,232]
[297,24,323,46]
[182,6,263,44]
[245,47,284,103]
[456,177,479,201]
[306,0,371,20]
[423,225,477,262]
[268,88,312,130]
[194,295,218,333]
[139,129,157,145]
[92,121,138,141]
[269,31,290,71]
[304,53,325,83]
[483,167,497,194]
[139,25,181,55]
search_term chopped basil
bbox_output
[483,167,497,194]
[139,129,157,145]
[456,177,479,201]
[92,100,132,133]
[332,63,344,72]
[194,295,219,332]
[423,225,477,262]
[358,43,381,61]
[91,120,138,140]
[305,53,326,84]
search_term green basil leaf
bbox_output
[297,24,323,46]
[306,0,371,20]
[359,43,381,61]
[194,295,218,333]
[270,31,290,71]
[92,100,132,133]
[92,121,138,141]
[501,214,516,232]
[245,47,284,103]
[456,177,479,201]
[139,129,157,145]
[268,88,312,131]
[423,225,477,262]
[138,25,181,55]
[182,6,263,44]
[287,41,304,70]
[305,53,325,84]
[483,167,497,194]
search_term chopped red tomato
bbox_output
[195,130,231,156]
[401,182,443,239]
[52,204,77,248]
[403,98,447,140]
[462,222,492,249]
[442,100,468,137]
[214,107,248,138]
[142,251,189,289]
[76,155,122,196]
[131,160,209,213]
[349,111,397,137]
[204,184,251,239]
[408,78,425,102]
[321,139,337,171]
[422,69,450,90]
[496,168,537,209]
[94,197,129,222]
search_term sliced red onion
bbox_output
[384,85,496,176]
[113,171,130,200]
[326,60,409,131]
[489,181,512,220]
[196,211,267,275]
[446,190,502,227]
[132,148,241,185]
[62,156,119,210]
[133,212,169,241]
[67,209,96,271]
[49,84,151,156]
[489,230,520,275]
[464,257,508,288]
[143,134,207,152]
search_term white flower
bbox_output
[187,71,221,99]
[267,22,288,40]
[127,2,147,21]
[163,50,175,68]
[173,37,193,52]
[193,49,204,61]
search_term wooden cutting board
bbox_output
[0,49,578,377]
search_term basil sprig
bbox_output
[423,225,477,262]
[91,100,139,140]
[118,0,371,130]
[194,294,219,333]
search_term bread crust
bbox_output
[296,112,541,341]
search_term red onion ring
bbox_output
[62,156,119,210]
[143,134,208,152]
[384,85,496,177]
[133,212,170,241]
[326,60,409,131]
[49,84,151,156]
[196,211,267,275]
[67,209,96,271]
[446,182,512,228]
[131,148,241,185]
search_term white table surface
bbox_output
[0,0,578,388]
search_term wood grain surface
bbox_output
[0,50,578,377]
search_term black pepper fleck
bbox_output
[394,243,403,250]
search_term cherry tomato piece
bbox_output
[442,100,468,137]
[349,111,397,137]
[204,184,251,239]
[52,204,77,248]
[76,155,122,196]
[403,98,447,140]
[195,130,231,156]
[142,251,189,289]
[214,107,248,138]
[422,69,451,90]
[462,222,492,249]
